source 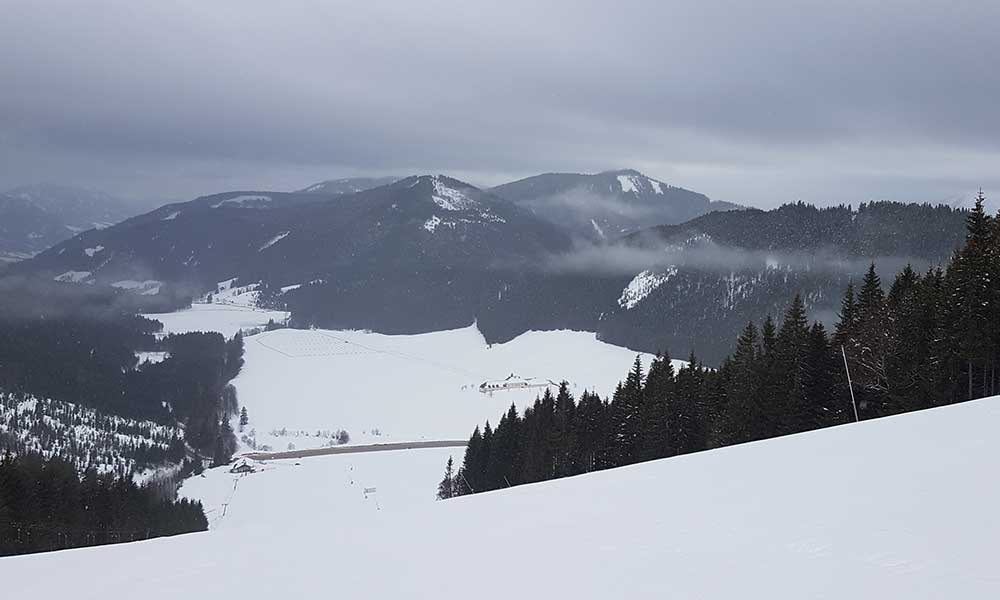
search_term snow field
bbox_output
[233,324,667,448]
[178,447,456,532]
[145,303,289,339]
[6,397,1000,598]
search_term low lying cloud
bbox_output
[540,238,933,279]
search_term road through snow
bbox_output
[243,439,467,460]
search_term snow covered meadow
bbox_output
[145,302,289,339]
[234,325,665,449]
[144,298,666,451]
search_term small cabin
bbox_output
[230,459,255,474]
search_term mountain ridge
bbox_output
[490,169,741,240]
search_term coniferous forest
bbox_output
[441,192,1000,498]
[0,280,245,555]
[0,280,246,463]
[0,452,207,556]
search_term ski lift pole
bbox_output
[461,471,475,494]
[841,345,860,423]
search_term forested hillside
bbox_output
[597,201,969,362]
[444,193,998,497]
[0,393,185,478]
[0,279,246,488]
[0,453,207,557]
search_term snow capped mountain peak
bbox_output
[393,175,485,212]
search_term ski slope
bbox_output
[234,325,666,449]
[6,396,1000,598]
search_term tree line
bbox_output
[0,452,207,557]
[440,191,998,498]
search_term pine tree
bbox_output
[777,294,811,434]
[802,322,847,428]
[834,282,858,346]
[721,322,760,444]
[480,422,495,491]
[436,456,455,500]
[639,352,675,461]
[944,189,996,400]
[551,382,576,477]
[492,404,522,486]
[611,356,644,465]
[458,426,482,494]
[857,263,885,322]
[673,354,708,454]
[238,406,249,432]
[852,263,890,416]
[571,391,608,473]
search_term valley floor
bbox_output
[232,324,663,449]
[149,302,663,450]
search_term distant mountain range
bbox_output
[14,175,572,332]
[4,173,971,362]
[0,184,136,262]
[490,169,742,240]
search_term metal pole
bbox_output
[841,345,860,423]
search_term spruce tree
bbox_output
[436,456,455,500]
[640,353,675,461]
[674,355,708,454]
[852,263,890,416]
[459,426,482,494]
[944,190,995,400]
[611,356,644,465]
[777,294,811,434]
[572,391,608,473]
[834,281,858,346]
[551,382,576,477]
[480,421,495,490]
[721,322,761,444]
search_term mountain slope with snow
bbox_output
[5,392,998,598]
[490,168,740,240]
[16,175,567,295]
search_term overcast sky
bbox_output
[1,0,998,208]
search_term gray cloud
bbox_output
[542,239,932,278]
[1,1,998,208]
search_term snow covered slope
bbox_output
[178,447,456,531]
[6,395,1000,598]
[234,324,662,448]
